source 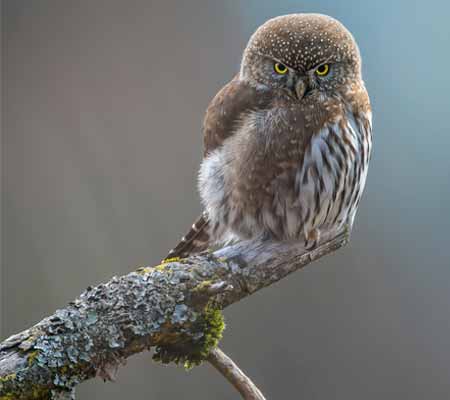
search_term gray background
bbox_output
[2,1,450,399]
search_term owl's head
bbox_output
[240,14,362,100]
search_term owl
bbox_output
[166,13,372,260]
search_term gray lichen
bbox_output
[0,256,233,398]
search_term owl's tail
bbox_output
[164,212,211,261]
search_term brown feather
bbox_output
[203,75,274,156]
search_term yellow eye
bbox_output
[274,62,288,75]
[315,64,330,76]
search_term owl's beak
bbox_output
[295,78,309,100]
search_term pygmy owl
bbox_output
[166,13,372,259]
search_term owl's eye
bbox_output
[274,62,288,75]
[315,64,330,76]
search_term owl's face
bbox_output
[240,14,362,101]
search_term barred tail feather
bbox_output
[164,212,211,260]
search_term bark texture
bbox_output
[0,231,349,399]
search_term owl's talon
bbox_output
[304,239,318,251]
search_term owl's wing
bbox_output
[165,76,269,260]
[203,75,271,155]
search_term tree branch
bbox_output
[208,347,266,400]
[0,230,349,399]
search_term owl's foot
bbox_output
[304,228,321,251]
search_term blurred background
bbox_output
[2,0,450,398]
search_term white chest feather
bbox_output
[295,112,372,241]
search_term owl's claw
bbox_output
[304,228,321,251]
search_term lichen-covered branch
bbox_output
[0,231,349,399]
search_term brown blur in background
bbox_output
[2,1,450,399]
